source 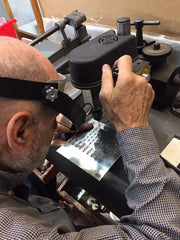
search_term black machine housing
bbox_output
[32,11,180,113]
[69,30,137,89]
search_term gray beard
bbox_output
[11,124,52,173]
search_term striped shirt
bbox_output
[0,126,179,239]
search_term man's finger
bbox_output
[78,123,93,133]
[100,64,114,98]
[116,55,133,76]
[51,139,66,147]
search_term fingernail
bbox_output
[102,64,109,71]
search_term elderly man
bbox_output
[0,36,179,239]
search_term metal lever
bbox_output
[131,19,160,51]
[29,10,89,47]
[29,19,69,46]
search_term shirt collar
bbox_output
[0,170,26,193]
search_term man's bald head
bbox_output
[0,37,60,172]
[0,37,60,129]
[0,36,60,125]
[0,36,59,82]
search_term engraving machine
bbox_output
[31,12,180,218]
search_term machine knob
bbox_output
[153,42,161,50]
[117,17,130,36]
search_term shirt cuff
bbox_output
[116,126,160,164]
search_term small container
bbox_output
[0,19,17,38]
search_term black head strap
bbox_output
[0,77,86,130]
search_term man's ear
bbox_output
[6,112,36,151]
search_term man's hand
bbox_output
[51,114,93,146]
[99,55,155,132]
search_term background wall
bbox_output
[0,0,9,19]
[39,0,180,40]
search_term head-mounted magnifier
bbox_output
[0,77,86,130]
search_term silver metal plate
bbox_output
[57,119,121,180]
